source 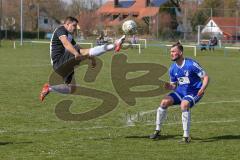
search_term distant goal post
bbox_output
[224,46,240,56]
[138,39,147,48]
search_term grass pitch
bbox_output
[0,40,239,160]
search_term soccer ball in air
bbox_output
[122,20,137,34]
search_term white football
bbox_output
[122,20,137,34]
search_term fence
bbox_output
[199,25,240,45]
[1,0,240,46]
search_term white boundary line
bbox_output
[224,46,240,56]
[1,64,51,67]
[224,46,240,50]
[0,119,238,134]
[21,41,94,48]
[197,100,240,105]
[0,100,239,134]
[126,100,240,124]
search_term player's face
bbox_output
[170,46,182,61]
[66,21,77,33]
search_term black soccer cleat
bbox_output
[149,130,160,139]
[178,137,191,144]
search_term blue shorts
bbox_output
[168,91,203,108]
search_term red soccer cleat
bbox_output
[114,35,126,52]
[40,83,50,102]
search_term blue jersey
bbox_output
[169,58,206,96]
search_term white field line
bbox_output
[21,64,51,67]
[0,100,239,134]
[198,100,240,105]
[0,119,238,134]
[126,100,240,125]
[139,119,238,126]
[224,46,240,50]
[0,64,51,67]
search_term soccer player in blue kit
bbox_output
[150,42,209,143]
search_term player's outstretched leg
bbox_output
[87,35,126,57]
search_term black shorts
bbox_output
[52,45,81,84]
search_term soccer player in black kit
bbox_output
[40,16,125,101]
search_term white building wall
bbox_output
[39,14,60,32]
[201,20,223,34]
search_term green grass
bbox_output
[0,40,240,160]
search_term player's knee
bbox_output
[181,106,189,111]
[180,101,190,111]
[160,99,172,108]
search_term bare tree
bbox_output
[67,0,98,16]
[77,10,98,36]
[1,0,67,32]
[170,0,182,12]
[38,0,67,21]
[2,0,20,30]
[64,0,99,37]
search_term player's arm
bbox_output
[192,61,210,96]
[165,67,177,90]
[198,74,209,96]
[59,35,81,60]
[164,82,177,90]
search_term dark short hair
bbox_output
[171,42,183,52]
[64,16,79,24]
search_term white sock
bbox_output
[89,44,115,56]
[156,106,167,131]
[49,84,71,94]
[182,110,191,137]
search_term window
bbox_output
[44,18,48,24]
[210,22,213,27]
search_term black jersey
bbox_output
[50,25,76,65]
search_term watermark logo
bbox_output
[49,54,168,122]
[124,110,181,126]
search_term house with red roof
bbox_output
[97,0,168,27]
[201,17,240,40]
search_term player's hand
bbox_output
[197,88,205,96]
[164,82,172,90]
[74,53,82,60]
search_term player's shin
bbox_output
[50,84,71,94]
[89,44,115,56]
[182,109,191,137]
[156,106,167,131]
